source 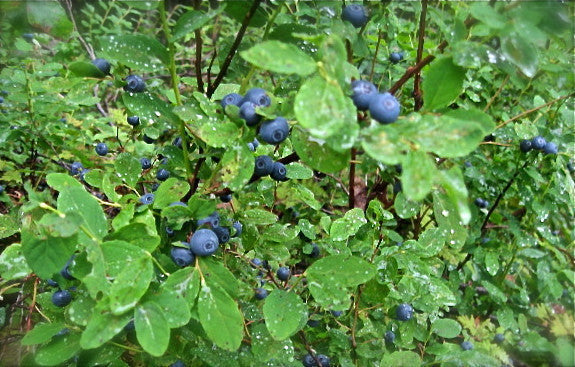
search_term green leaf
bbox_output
[21,229,76,280]
[422,57,465,111]
[242,209,277,225]
[360,124,405,165]
[199,257,240,299]
[330,208,367,242]
[80,301,133,350]
[99,35,168,72]
[0,244,32,281]
[263,290,307,340]
[105,222,160,253]
[35,332,81,366]
[197,121,241,148]
[319,35,349,87]
[501,32,538,78]
[291,127,349,173]
[135,301,170,357]
[114,153,141,188]
[241,41,317,76]
[306,255,376,309]
[293,183,321,210]
[197,285,244,351]
[153,178,190,209]
[285,163,313,180]
[206,144,254,193]
[262,224,300,243]
[122,92,179,129]
[68,61,107,78]
[173,6,226,41]
[432,192,468,250]
[21,322,65,346]
[380,351,422,366]
[146,289,191,328]
[250,323,295,362]
[109,256,154,315]
[27,1,69,32]
[416,228,445,257]
[294,76,358,151]
[0,211,19,239]
[439,166,471,225]
[401,150,436,201]
[431,319,462,338]
[395,192,421,219]
[485,252,500,276]
[162,267,201,306]
[469,3,506,29]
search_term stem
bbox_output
[413,0,428,110]
[369,30,383,82]
[61,0,95,59]
[348,148,357,209]
[193,0,204,93]
[159,1,193,181]
[483,74,510,112]
[496,92,574,129]
[207,0,263,98]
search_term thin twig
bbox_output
[496,92,574,129]
[483,74,510,112]
[61,0,95,59]
[413,0,428,110]
[349,148,356,209]
[193,0,204,92]
[206,0,263,98]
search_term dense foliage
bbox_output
[0,1,573,366]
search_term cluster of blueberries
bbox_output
[350,80,401,124]
[519,135,558,155]
[47,256,76,307]
[220,88,290,182]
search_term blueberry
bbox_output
[0,97,3,104]
[396,303,414,321]
[241,88,271,107]
[474,198,488,208]
[123,75,146,93]
[156,168,170,181]
[59,117,66,123]
[212,226,230,244]
[60,255,76,280]
[143,135,155,144]
[172,137,182,148]
[127,116,140,126]
[247,142,255,152]
[276,266,291,281]
[170,246,195,267]
[460,341,473,351]
[254,155,274,177]
[316,354,330,367]
[330,310,343,317]
[124,319,135,332]
[483,134,496,142]
[543,141,558,154]
[51,290,72,307]
[384,330,396,344]
[309,243,320,258]
[493,333,505,343]
[22,33,35,41]
[169,360,185,367]
[519,139,532,153]
[531,135,546,150]
[46,279,59,287]
[196,212,220,228]
[189,229,220,256]
[91,58,111,75]
[95,142,108,156]
[369,93,400,124]
[232,221,243,237]
[568,161,575,173]
[270,161,288,181]
[342,4,368,28]
[220,193,232,203]
[239,101,261,126]
[307,319,320,327]
[220,93,243,108]
[250,258,263,267]
[251,138,260,149]
[166,227,174,237]
[139,193,155,205]
[351,80,378,111]
[151,183,160,191]
[140,157,152,170]
[69,161,84,176]
[259,117,290,145]
[389,52,404,64]
[0,185,4,195]
[254,287,268,300]
[302,354,316,367]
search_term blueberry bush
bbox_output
[0,1,573,366]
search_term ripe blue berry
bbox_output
[276,266,291,281]
[239,101,261,126]
[270,161,288,181]
[531,135,546,150]
[232,221,243,237]
[254,287,268,300]
[543,141,558,154]
[212,226,230,244]
[254,155,274,177]
[351,80,378,111]
[493,333,505,343]
[460,341,473,351]
[189,229,219,256]
[252,138,260,149]
[342,4,368,28]
[127,116,140,126]
[221,93,243,108]
[330,310,343,317]
[169,360,185,367]
[124,75,146,93]
[22,33,34,41]
[143,135,155,144]
[170,245,195,267]
[250,258,263,267]
[52,290,72,307]
[241,88,271,107]
[166,227,174,237]
[60,255,76,280]
[310,243,320,258]
[139,193,155,205]
[303,354,316,367]
[396,303,414,321]
[519,139,532,152]
[317,355,330,367]
[156,168,170,181]
[172,136,182,148]
[46,279,59,287]
[369,92,400,124]
[69,161,83,175]
[384,330,396,344]
[0,97,4,104]
[140,157,152,170]
[247,142,255,151]
[95,142,108,156]
[259,117,290,145]
[196,212,220,228]
[474,198,488,208]
[389,52,404,64]
[220,193,232,203]
[91,58,111,75]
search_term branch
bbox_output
[413,0,428,110]
[206,0,263,98]
[193,0,204,93]
[61,0,95,59]
[496,92,575,129]
[348,148,356,209]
